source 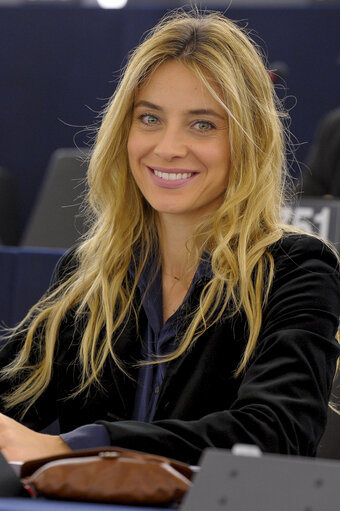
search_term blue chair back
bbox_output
[0,247,64,328]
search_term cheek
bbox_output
[127,129,152,164]
[127,134,145,188]
[216,140,230,175]
[202,142,230,175]
[127,130,138,164]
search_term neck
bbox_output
[157,213,200,280]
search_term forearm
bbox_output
[0,413,71,462]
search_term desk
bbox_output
[0,499,170,511]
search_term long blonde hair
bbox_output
[1,9,293,414]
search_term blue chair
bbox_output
[0,247,64,328]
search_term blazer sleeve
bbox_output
[97,235,340,464]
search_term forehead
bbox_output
[134,60,225,114]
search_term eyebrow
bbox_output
[133,100,226,120]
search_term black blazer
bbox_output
[1,234,340,465]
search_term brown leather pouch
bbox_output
[21,447,193,505]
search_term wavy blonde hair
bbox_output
[1,9,294,414]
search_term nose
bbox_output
[153,125,188,161]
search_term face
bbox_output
[127,60,230,224]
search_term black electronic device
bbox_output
[0,452,27,498]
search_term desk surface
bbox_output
[0,498,170,511]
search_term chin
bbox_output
[149,201,186,215]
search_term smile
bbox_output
[146,165,197,189]
[153,170,193,180]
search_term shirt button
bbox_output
[154,385,160,394]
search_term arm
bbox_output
[1,236,339,464]
[0,328,71,460]
[97,236,340,464]
[0,414,71,461]
[0,248,79,461]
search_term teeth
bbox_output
[153,170,192,180]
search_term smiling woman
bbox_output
[128,60,230,222]
[0,9,339,466]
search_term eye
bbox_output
[139,113,159,126]
[193,120,216,132]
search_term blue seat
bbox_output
[0,247,64,328]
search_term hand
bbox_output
[0,413,72,462]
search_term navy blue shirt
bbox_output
[61,255,212,450]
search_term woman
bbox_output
[0,10,339,464]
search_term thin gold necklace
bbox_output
[163,270,181,281]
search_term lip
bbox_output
[146,165,198,189]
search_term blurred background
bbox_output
[0,0,340,249]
